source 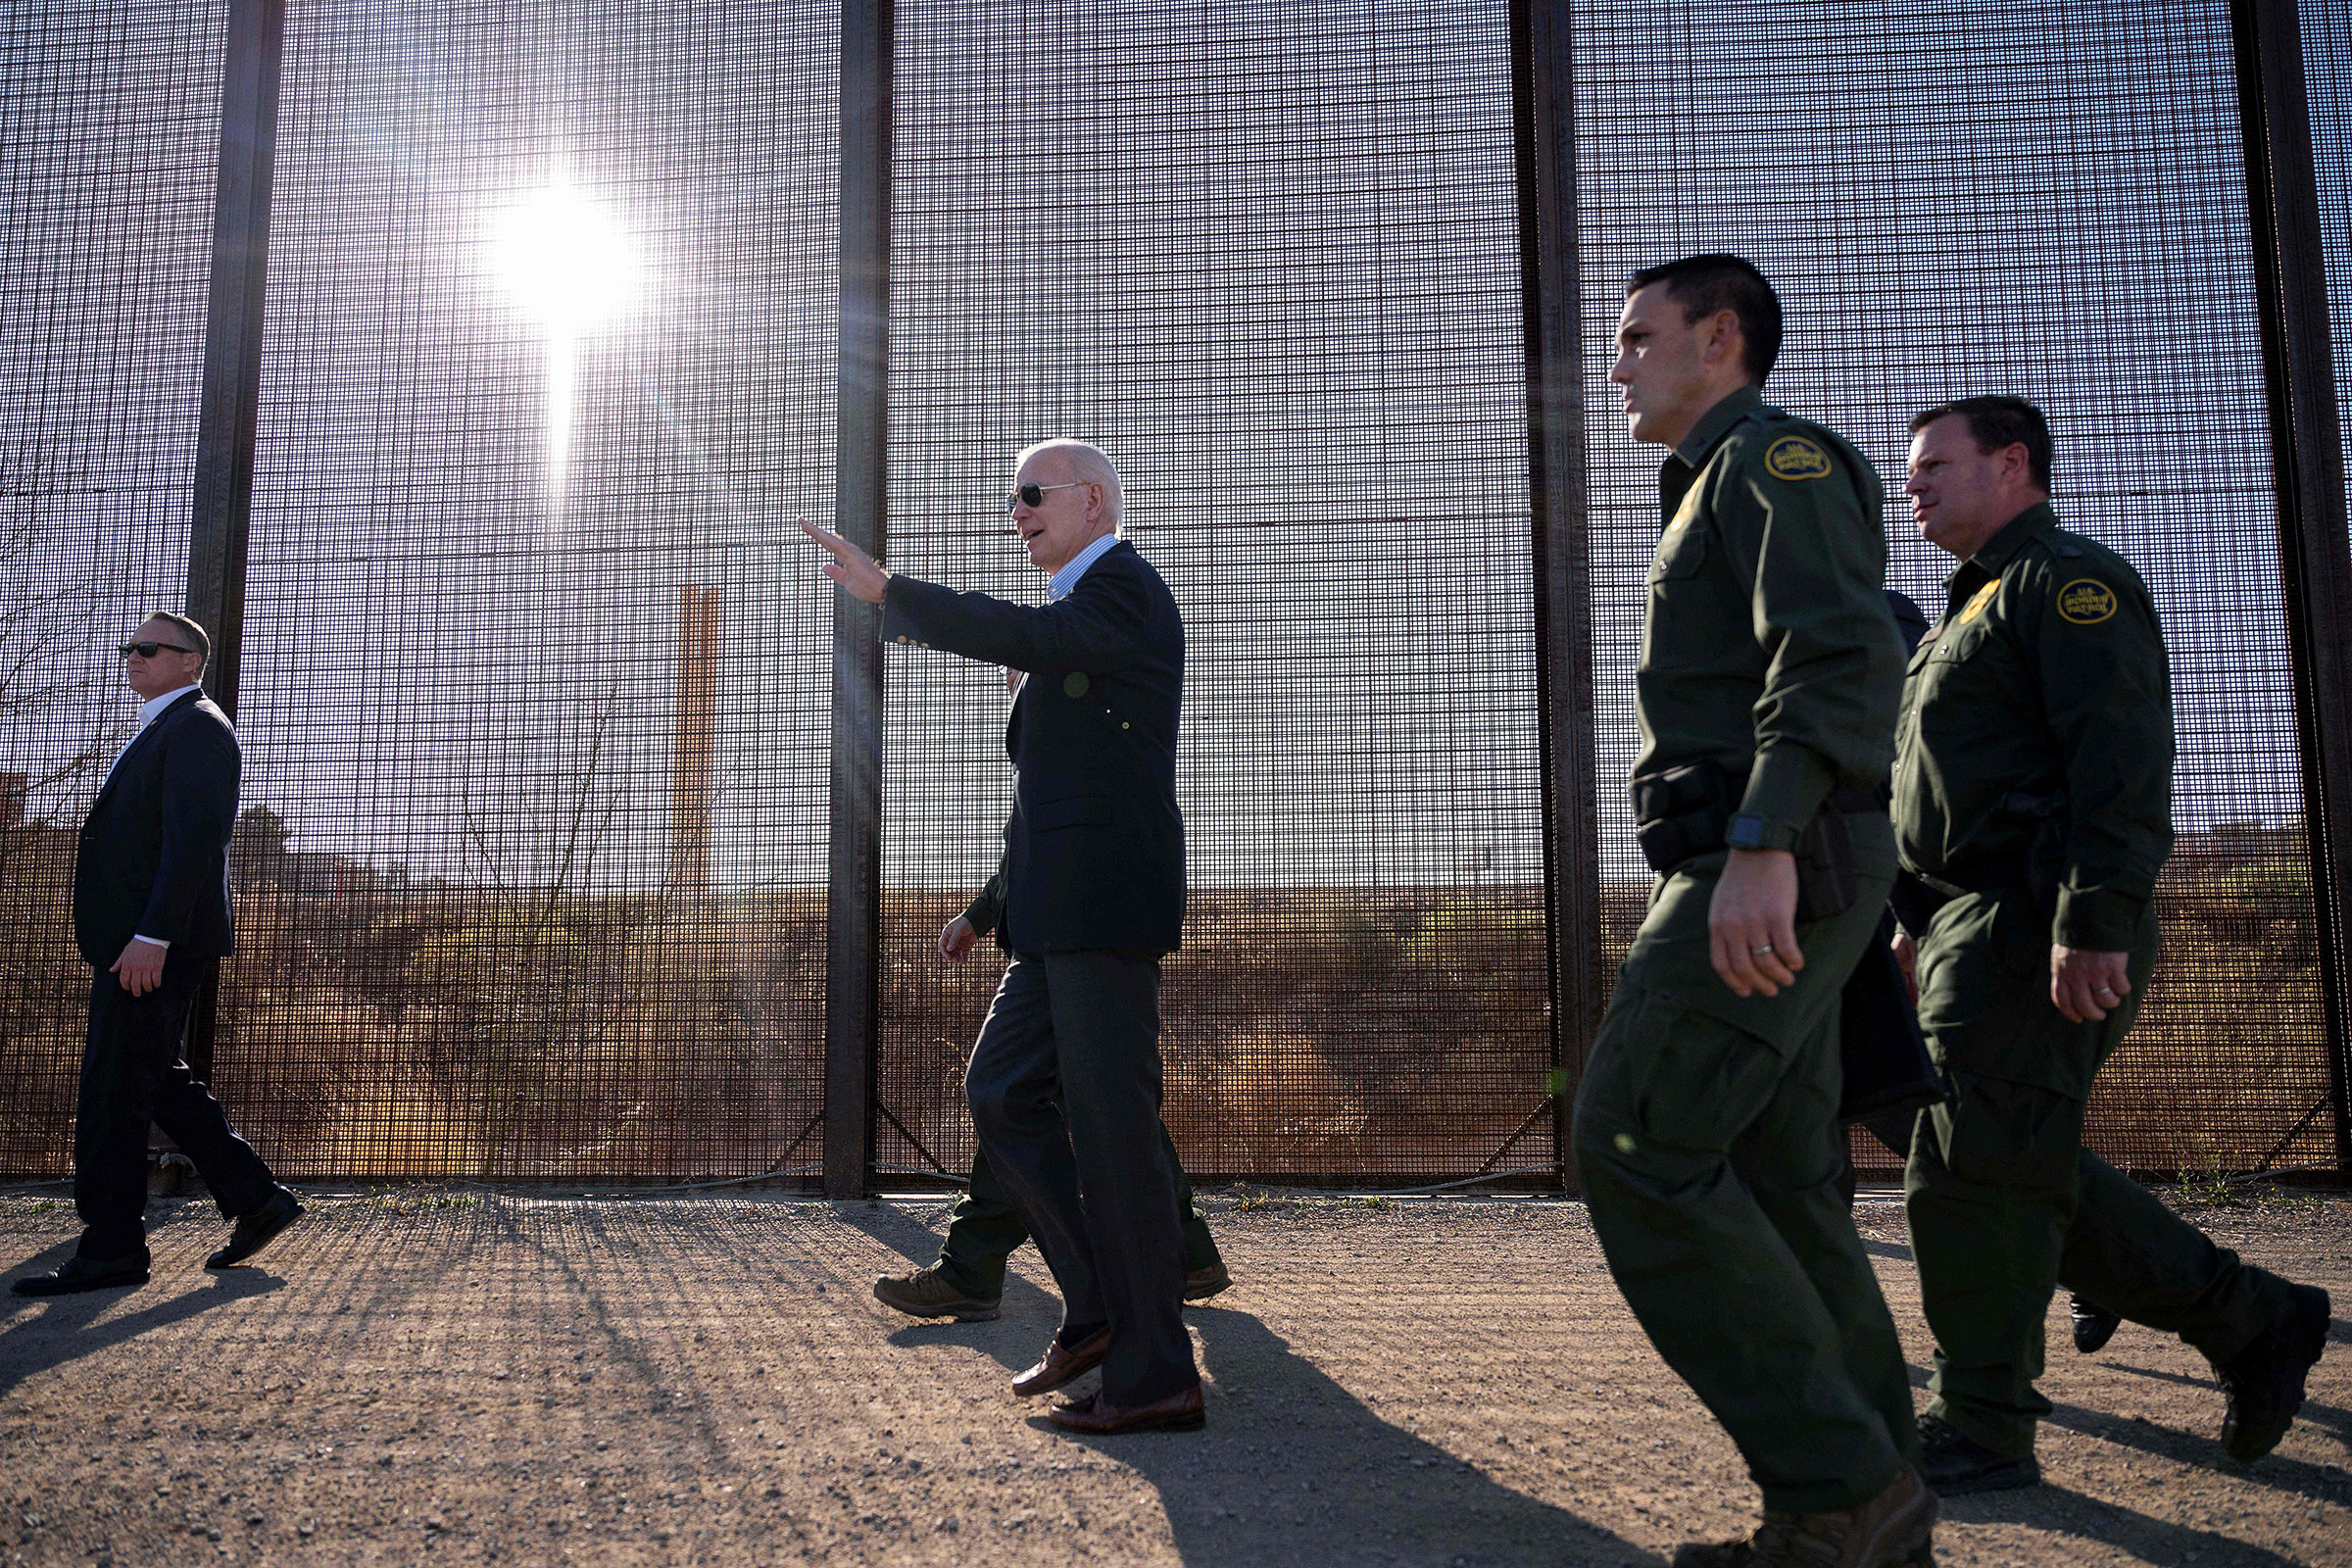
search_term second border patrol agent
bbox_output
[1895,396,2330,1492]
[1578,255,1934,1568]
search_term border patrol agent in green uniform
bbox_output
[872,860,1230,1320]
[1579,256,1935,1568]
[1894,396,2330,1492]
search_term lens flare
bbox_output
[489,179,639,332]
[488,176,642,506]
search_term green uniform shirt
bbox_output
[1639,386,1905,848]
[1891,502,2174,951]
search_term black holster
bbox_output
[1630,760,1874,922]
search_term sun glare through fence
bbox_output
[217,0,841,1182]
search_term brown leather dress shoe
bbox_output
[1183,1260,1233,1302]
[1010,1326,1111,1398]
[1048,1382,1206,1435]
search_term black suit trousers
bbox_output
[964,951,1198,1407]
[75,955,275,1261]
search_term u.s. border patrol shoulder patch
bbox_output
[2057,578,2118,625]
[1764,435,1833,481]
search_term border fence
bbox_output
[1,0,2347,1192]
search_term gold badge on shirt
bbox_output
[1956,581,2000,624]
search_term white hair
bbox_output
[1016,437,1123,528]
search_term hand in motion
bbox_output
[2051,944,2130,1023]
[111,938,166,998]
[799,515,890,604]
[1893,928,1918,1004]
[1708,849,1804,999]
[939,914,979,963]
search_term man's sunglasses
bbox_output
[119,641,195,660]
[1006,480,1090,513]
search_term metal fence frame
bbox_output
[50,0,2352,1193]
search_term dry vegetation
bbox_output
[0,820,2330,1186]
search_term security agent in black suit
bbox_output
[12,613,302,1298]
[801,438,1203,1434]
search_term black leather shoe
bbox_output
[2216,1283,2330,1463]
[1919,1413,2040,1495]
[12,1253,149,1297]
[206,1188,304,1270]
[2071,1295,2123,1354]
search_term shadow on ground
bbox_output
[1046,1308,1657,1568]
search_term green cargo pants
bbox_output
[1576,839,1919,1514]
[935,1134,1221,1299]
[1906,888,2290,1457]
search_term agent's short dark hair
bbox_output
[1625,254,1784,384]
[139,610,211,673]
[1909,396,2053,491]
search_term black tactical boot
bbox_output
[1917,1414,2040,1495]
[2070,1295,2122,1354]
[2215,1284,2330,1464]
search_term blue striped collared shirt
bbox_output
[1046,532,1122,603]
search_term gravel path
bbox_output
[0,1188,2345,1566]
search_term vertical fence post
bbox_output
[826,0,892,1198]
[1511,0,1602,1191]
[183,0,285,1081]
[2231,0,2352,1175]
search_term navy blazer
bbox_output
[73,690,241,966]
[883,539,1186,954]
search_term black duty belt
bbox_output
[1630,758,1884,877]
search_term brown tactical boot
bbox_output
[1672,1466,1936,1567]
[871,1264,1001,1322]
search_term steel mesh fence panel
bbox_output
[0,1,228,1177]
[220,0,839,1181]
[877,0,1552,1185]
[2302,0,2352,1175]
[1579,0,2332,1180]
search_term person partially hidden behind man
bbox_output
[872,861,1231,1322]
[13,613,303,1298]
[1894,396,2329,1491]
[803,439,1203,1434]
[1578,254,1934,1568]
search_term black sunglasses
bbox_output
[119,641,195,660]
[1006,480,1090,512]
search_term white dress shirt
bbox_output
[113,683,203,951]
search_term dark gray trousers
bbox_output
[76,956,275,1261]
[963,951,1198,1407]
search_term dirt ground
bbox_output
[0,1187,2345,1568]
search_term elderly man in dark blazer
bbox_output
[12,612,301,1298]
[802,438,1202,1433]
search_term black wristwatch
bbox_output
[1726,812,1776,852]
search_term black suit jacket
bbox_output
[74,690,241,966]
[883,540,1186,954]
